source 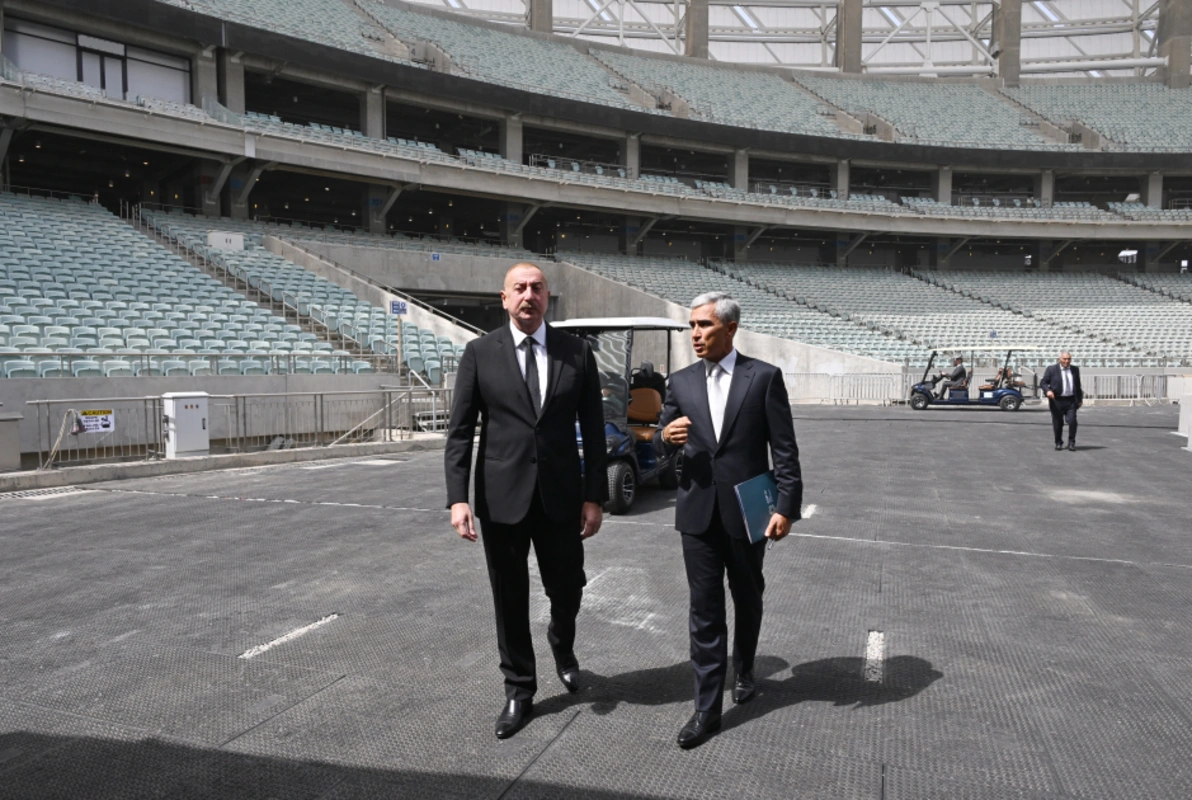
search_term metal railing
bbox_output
[1083,374,1169,406]
[784,373,907,405]
[29,387,452,468]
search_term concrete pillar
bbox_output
[361,88,385,139]
[934,238,950,268]
[1035,169,1054,207]
[1144,171,1164,208]
[619,133,640,179]
[992,0,1022,88]
[818,236,837,266]
[528,0,553,34]
[501,202,526,249]
[193,49,218,108]
[834,0,862,74]
[227,163,253,219]
[728,149,749,191]
[730,226,749,262]
[685,0,709,59]
[196,163,222,216]
[217,50,245,114]
[831,159,850,200]
[0,7,5,55]
[1143,241,1161,272]
[933,166,953,205]
[620,215,641,255]
[835,233,850,268]
[367,185,389,234]
[500,116,523,163]
[1158,0,1192,89]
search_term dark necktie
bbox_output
[521,338,541,413]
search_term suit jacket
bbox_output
[445,323,608,525]
[654,353,802,539]
[1039,364,1083,406]
[943,364,966,382]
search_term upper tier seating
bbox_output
[560,254,932,365]
[902,197,1116,221]
[1120,273,1192,303]
[1004,84,1192,152]
[241,111,458,164]
[156,0,415,65]
[359,1,640,109]
[0,193,354,377]
[796,75,1077,151]
[1108,203,1192,223]
[701,182,907,214]
[918,270,1192,362]
[141,210,469,375]
[591,50,848,138]
[730,264,1142,367]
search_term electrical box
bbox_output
[207,231,244,250]
[162,392,209,459]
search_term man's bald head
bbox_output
[502,262,550,334]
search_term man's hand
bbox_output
[451,502,477,542]
[1046,390,1055,399]
[581,501,603,540]
[662,416,692,446]
[764,512,792,542]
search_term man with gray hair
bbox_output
[654,291,803,749]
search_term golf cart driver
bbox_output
[935,356,967,399]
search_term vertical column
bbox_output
[619,133,640,179]
[500,115,523,163]
[620,215,642,256]
[730,226,749,262]
[685,0,709,59]
[361,88,385,139]
[196,164,222,217]
[193,48,218,108]
[728,149,749,192]
[0,6,6,54]
[835,233,850,268]
[992,0,1022,88]
[227,163,252,219]
[367,186,388,234]
[834,0,862,74]
[933,166,953,205]
[1158,0,1192,89]
[528,0,553,34]
[501,203,525,249]
[830,159,850,200]
[217,50,245,114]
[1035,169,1054,207]
[1144,171,1164,209]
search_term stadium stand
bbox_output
[1004,83,1192,152]
[917,271,1192,362]
[728,264,1144,367]
[154,0,417,65]
[241,111,459,164]
[796,75,1078,151]
[902,197,1117,221]
[1108,203,1192,222]
[1121,273,1192,303]
[139,210,468,379]
[591,50,851,137]
[559,253,933,365]
[358,1,643,109]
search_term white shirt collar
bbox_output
[705,348,738,376]
[509,320,547,349]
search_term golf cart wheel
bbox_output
[657,451,682,490]
[910,392,931,411]
[999,395,1022,412]
[605,461,636,514]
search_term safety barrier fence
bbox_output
[1083,374,1169,405]
[28,387,451,468]
[2,351,398,378]
[784,373,908,405]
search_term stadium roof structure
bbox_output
[396,0,1176,79]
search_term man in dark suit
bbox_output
[444,263,608,739]
[1039,351,1083,451]
[935,356,966,398]
[654,291,803,749]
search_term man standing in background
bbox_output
[1040,351,1083,451]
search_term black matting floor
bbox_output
[2,405,1190,799]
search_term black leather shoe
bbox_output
[1067,442,1077,451]
[495,699,532,739]
[1055,442,1064,451]
[556,665,580,694]
[677,711,722,749]
[732,672,756,705]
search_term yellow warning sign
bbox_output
[79,410,115,433]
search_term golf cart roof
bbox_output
[553,317,687,332]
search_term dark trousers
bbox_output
[681,503,767,713]
[1050,396,1079,444]
[479,489,585,701]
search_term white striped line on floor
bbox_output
[863,630,885,683]
[239,614,340,660]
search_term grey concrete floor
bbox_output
[1,404,1190,799]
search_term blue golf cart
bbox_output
[553,317,687,514]
[909,347,1035,412]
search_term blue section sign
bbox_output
[431,253,441,261]
[390,300,408,315]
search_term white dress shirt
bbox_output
[1060,366,1074,397]
[705,348,738,441]
[510,320,549,402]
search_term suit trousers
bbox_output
[681,501,767,713]
[1050,397,1079,444]
[480,488,586,701]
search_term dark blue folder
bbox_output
[733,471,779,545]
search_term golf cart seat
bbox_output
[628,387,663,442]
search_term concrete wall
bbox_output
[264,238,478,348]
[2,373,383,455]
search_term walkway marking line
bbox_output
[863,630,885,683]
[238,614,340,660]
